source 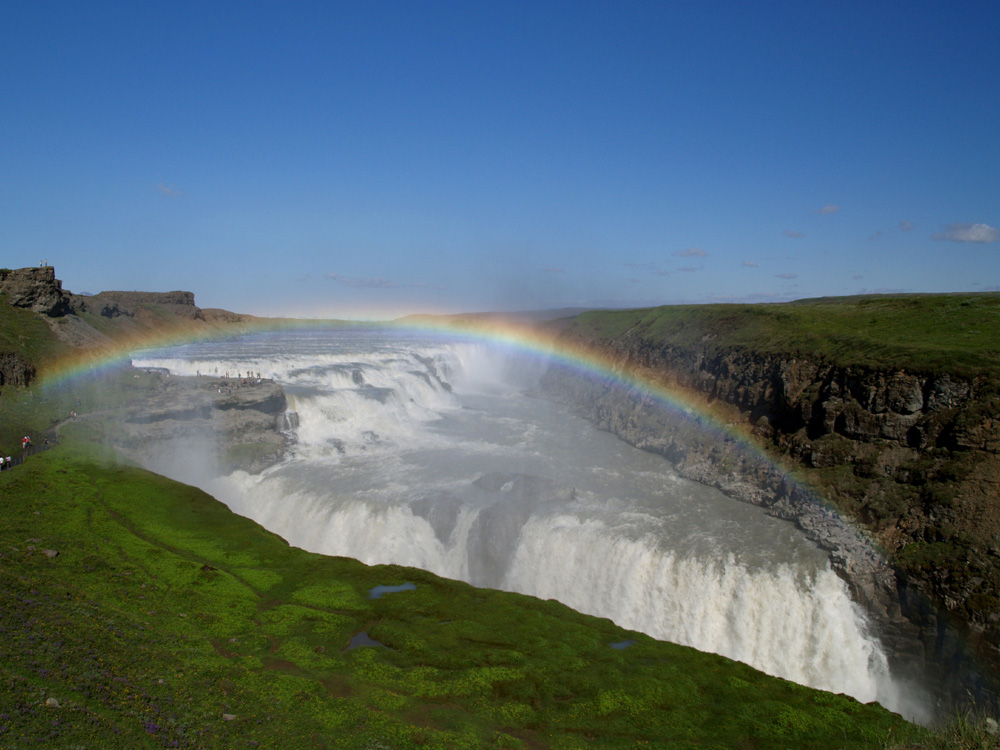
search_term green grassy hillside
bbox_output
[0,438,923,748]
[557,294,1000,377]
[4,290,994,747]
[0,297,65,368]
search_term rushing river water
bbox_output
[132,327,927,720]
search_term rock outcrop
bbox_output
[70,290,202,320]
[539,326,1000,706]
[0,352,35,387]
[1,265,262,359]
[0,266,71,316]
[109,372,290,475]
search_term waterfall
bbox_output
[134,329,926,720]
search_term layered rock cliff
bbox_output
[0,265,71,316]
[70,290,200,319]
[0,266,263,382]
[538,299,1000,704]
[0,352,35,388]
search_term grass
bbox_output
[3,290,996,746]
[0,293,66,371]
[0,436,929,748]
[894,709,1000,750]
[557,294,1000,376]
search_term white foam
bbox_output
[505,514,895,705]
[139,331,928,721]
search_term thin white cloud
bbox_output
[694,291,783,304]
[677,266,700,272]
[326,273,397,288]
[742,261,758,267]
[818,204,841,214]
[672,248,707,258]
[783,230,805,238]
[932,223,999,243]
[325,273,443,291]
[871,220,914,240]
[729,291,781,302]
[858,287,909,295]
[776,272,798,279]
[156,183,182,198]
[624,261,669,276]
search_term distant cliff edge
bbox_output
[538,298,1000,706]
[0,265,289,473]
[0,265,260,379]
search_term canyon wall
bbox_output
[0,352,35,387]
[539,319,1000,705]
[0,265,263,385]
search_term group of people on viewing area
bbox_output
[220,369,266,391]
[200,366,263,380]
[221,370,261,380]
[0,436,31,471]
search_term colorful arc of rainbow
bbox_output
[39,315,837,521]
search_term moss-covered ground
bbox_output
[0,436,928,748]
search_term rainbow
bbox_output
[394,315,782,468]
[38,316,322,391]
[39,312,830,518]
[39,321,241,391]
[388,317,891,591]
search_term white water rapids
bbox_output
[132,328,927,720]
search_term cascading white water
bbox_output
[132,328,924,720]
[505,515,887,699]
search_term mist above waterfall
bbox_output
[132,328,930,721]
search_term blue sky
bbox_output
[3,1,998,318]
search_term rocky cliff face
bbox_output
[0,266,71,316]
[70,290,201,320]
[0,352,35,387]
[0,266,230,379]
[109,371,289,475]
[539,329,1000,705]
[1,265,263,362]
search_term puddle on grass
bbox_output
[610,640,636,650]
[368,582,417,599]
[345,631,387,651]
